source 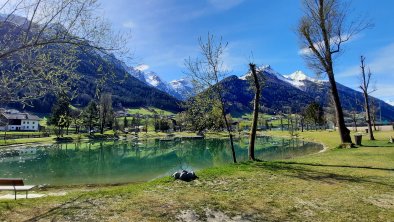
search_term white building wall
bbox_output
[4,120,39,131]
[21,119,39,131]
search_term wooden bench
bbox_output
[0,178,35,200]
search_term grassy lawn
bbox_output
[0,131,43,135]
[0,132,119,147]
[0,136,58,146]
[127,107,175,116]
[0,130,393,221]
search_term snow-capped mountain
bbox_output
[283,70,326,90]
[218,64,394,121]
[127,66,193,100]
[169,78,194,99]
[241,65,324,90]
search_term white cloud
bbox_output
[135,64,149,71]
[299,34,355,56]
[207,0,245,10]
[122,20,135,29]
[338,43,394,77]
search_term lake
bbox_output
[0,137,323,186]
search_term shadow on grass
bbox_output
[359,145,394,148]
[24,195,97,222]
[275,161,394,172]
[241,161,394,188]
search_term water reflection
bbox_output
[0,137,322,185]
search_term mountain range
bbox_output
[217,65,394,121]
[126,66,193,101]
[130,63,394,121]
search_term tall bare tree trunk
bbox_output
[327,68,352,144]
[363,93,374,140]
[298,0,370,145]
[248,64,261,161]
[360,56,375,140]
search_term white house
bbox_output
[0,110,40,131]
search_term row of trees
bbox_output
[48,93,114,137]
[48,92,178,137]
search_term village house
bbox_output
[0,109,41,131]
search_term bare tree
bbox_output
[359,56,375,140]
[98,93,113,134]
[369,97,379,131]
[248,63,263,161]
[297,0,371,145]
[349,110,358,132]
[348,93,362,132]
[185,33,237,163]
[0,0,128,106]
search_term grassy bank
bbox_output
[0,131,393,221]
[0,133,118,147]
[0,130,235,147]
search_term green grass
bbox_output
[0,132,119,147]
[0,130,393,221]
[127,107,175,116]
[0,131,43,135]
[235,113,291,130]
[0,136,57,146]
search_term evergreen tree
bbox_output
[98,93,114,134]
[48,94,71,137]
[82,101,99,134]
[304,102,324,130]
[123,116,128,128]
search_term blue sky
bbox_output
[99,0,394,103]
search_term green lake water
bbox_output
[0,137,323,186]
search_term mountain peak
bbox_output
[127,66,193,100]
[286,70,309,81]
[240,64,279,80]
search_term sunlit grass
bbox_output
[127,107,175,116]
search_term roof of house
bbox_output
[1,113,40,121]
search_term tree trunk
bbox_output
[280,118,283,131]
[89,119,93,135]
[223,112,237,163]
[360,56,375,140]
[354,119,357,132]
[363,92,375,140]
[100,121,104,134]
[327,69,352,144]
[248,63,260,161]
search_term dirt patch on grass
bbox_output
[365,193,394,209]
[176,208,252,222]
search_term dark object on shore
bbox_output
[172,170,198,182]
[354,134,362,146]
